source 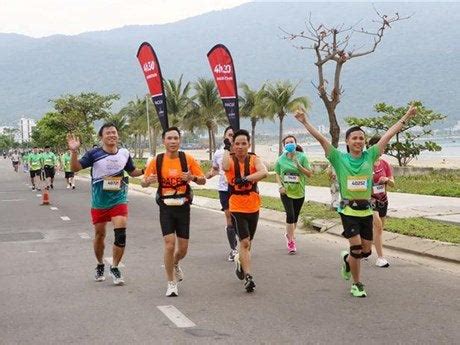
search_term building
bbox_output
[18,118,36,143]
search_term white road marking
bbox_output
[28,251,37,253]
[36,194,42,197]
[78,232,90,239]
[104,257,125,267]
[50,207,58,210]
[60,216,71,221]
[0,199,24,202]
[157,305,196,328]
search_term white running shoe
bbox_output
[166,281,178,297]
[174,264,184,282]
[109,266,125,285]
[375,257,390,268]
[66,184,70,189]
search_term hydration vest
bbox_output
[229,153,258,196]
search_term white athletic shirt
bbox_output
[212,147,229,192]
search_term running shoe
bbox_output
[32,186,36,191]
[109,266,125,285]
[166,281,178,297]
[72,185,75,190]
[227,249,238,262]
[340,250,351,281]
[94,263,105,282]
[66,184,70,189]
[234,253,244,280]
[174,264,184,282]
[375,257,390,268]
[244,274,256,293]
[50,184,54,189]
[350,282,367,298]
[288,239,297,255]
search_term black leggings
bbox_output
[280,194,305,224]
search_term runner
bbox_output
[142,126,206,297]
[42,146,58,189]
[61,149,75,189]
[205,126,238,261]
[28,147,43,191]
[11,150,20,172]
[274,135,312,254]
[368,135,394,268]
[67,123,144,285]
[222,129,268,293]
[294,105,417,297]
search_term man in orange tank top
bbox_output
[222,129,268,293]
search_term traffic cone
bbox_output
[41,189,50,205]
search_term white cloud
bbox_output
[0,0,250,37]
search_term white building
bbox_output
[18,118,36,143]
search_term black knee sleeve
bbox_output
[362,250,372,258]
[114,228,126,248]
[349,244,363,259]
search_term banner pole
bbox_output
[145,94,152,155]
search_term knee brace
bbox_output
[114,228,126,248]
[362,250,372,258]
[349,244,363,259]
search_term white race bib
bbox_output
[163,197,185,206]
[103,176,122,191]
[347,176,368,192]
[284,174,300,183]
[373,184,385,194]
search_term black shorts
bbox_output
[219,191,230,211]
[44,166,55,178]
[65,171,74,178]
[372,200,388,218]
[29,169,42,178]
[339,213,373,241]
[159,204,191,239]
[231,211,259,241]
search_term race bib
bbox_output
[373,184,386,194]
[103,176,122,191]
[347,176,368,192]
[163,197,185,206]
[284,173,300,183]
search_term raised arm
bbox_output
[66,134,83,172]
[246,156,268,183]
[377,104,417,155]
[294,109,332,156]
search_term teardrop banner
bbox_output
[207,44,240,130]
[136,42,169,131]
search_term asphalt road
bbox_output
[0,159,459,345]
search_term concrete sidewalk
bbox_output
[195,178,460,225]
[125,182,460,264]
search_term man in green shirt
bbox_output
[295,104,417,298]
[61,150,75,189]
[42,145,58,189]
[28,147,43,191]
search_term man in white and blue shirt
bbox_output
[67,123,144,285]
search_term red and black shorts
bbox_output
[91,203,128,225]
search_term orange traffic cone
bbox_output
[41,189,50,205]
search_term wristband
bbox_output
[141,168,145,175]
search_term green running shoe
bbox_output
[340,250,351,281]
[350,282,367,298]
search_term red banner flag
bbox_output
[207,44,240,130]
[136,42,169,131]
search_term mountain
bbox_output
[0,2,458,130]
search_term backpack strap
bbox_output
[156,153,164,191]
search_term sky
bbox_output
[0,0,251,37]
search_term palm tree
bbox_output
[264,81,310,155]
[239,83,273,153]
[184,78,227,160]
[164,75,193,126]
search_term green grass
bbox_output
[192,188,460,244]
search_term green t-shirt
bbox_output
[275,151,311,199]
[327,145,380,217]
[61,153,71,172]
[42,151,57,166]
[28,153,43,171]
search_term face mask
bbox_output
[284,143,296,153]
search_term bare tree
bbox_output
[281,7,411,147]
